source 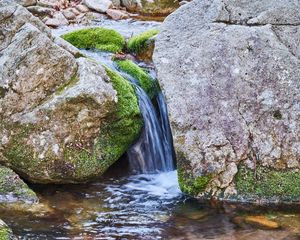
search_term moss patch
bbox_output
[98,67,143,162]
[127,29,159,54]
[178,168,212,196]
[61,28,125,53]
[235,165,300,201]
[0,220,12,240]
[114,59,159,98]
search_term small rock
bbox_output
[106,9,129,20]
[75,4,90,13]
[62,9,77,20]
[45,12,69,27]
[69,7,81,16]
[84,0,113,13]
[27,5,55,18]
[179,0,189,5]
[245,216,280,229]
[37,0,58,8]
[15,0,37,6]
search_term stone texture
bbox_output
[27,5,55,18]
[75,4,90,13]
[84,0,112,13]
[45,11,69,27]
[62,8,77,20]
[0,3,141,184]
[12,0,37,7]
[153,0,300,202]
[0,166,38,204]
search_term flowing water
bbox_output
[0,19,299,239]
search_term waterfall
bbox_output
[79,50,175,174]
[127,88,175,174]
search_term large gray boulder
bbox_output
[154,0,300,202]
[0,3,142,183]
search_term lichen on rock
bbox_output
[61,27,125,53]
[0,219,14,240]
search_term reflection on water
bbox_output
[0,160,299,239]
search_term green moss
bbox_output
[114,59,159,98]
[235,165,300,201]
[61,28,125,53]
[98,67,143,162]
[127,29,159,54]
[178,168,212,196]
[0,228,11,240]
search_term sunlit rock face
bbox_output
[154,0,300,202]
[0,2,142,183]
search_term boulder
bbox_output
[0,3,142,183]
[83,0,112,13]
[0,166,38,204]
[153,0,300,202]
[11,0,37,7]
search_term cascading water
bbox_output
[80,50,176,174]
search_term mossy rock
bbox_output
[0,166,37,204]
[61,27,125,53]
[127,29,159,54]
[0,219,14,240]
[114,59,159,99]
[235,164,300,201]
[1,64,142,184]
[178,167,212,196]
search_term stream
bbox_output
[0,18,299,239]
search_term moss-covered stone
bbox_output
[235,164,300,201]
[0,166,38,203]
[114,59,159,98]
[99,67,143,162]
[178,168,212,196]
[127,29,159,54]
[1,66,142,184]
[61,28,125,53]
[0,219,13,240]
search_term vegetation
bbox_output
[61,28,125,53]
[235,164,300,200]
[178,168,212,196]
[114,59,159,99]
[127,29,159,54]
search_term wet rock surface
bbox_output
[154,0,300,202]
